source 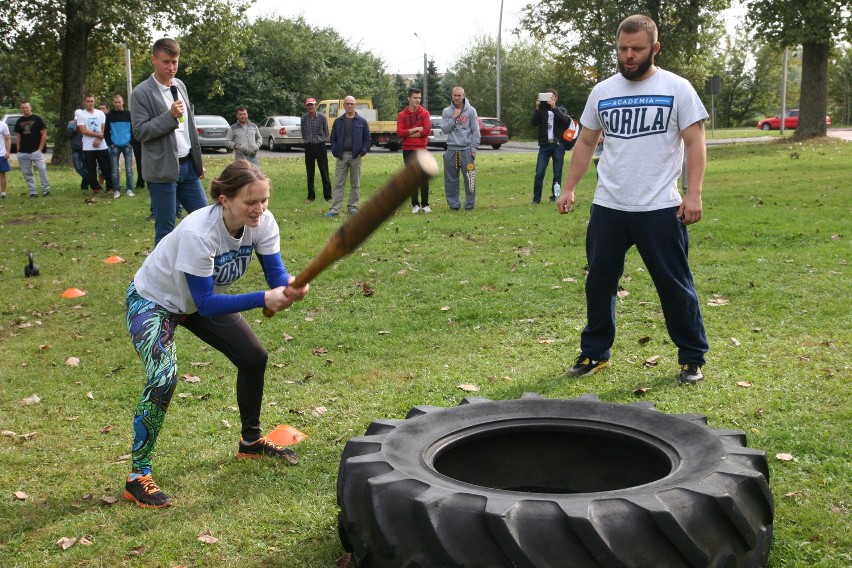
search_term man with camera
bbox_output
[531,88,572,204]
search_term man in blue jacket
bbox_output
[325,96,371,217]
[105,94,135,198]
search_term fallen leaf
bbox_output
[633,387,651,396]
[458,384,480,392]
[638,336,651,346]
[440,306,450,311]
[282,333,294,341]
[222,420,231,429]
[737,381,753,388]
[335,552,353,567]
[113,454,131,464]
[2,430,16,437]
[86,391,95,400]
[14,491,29,500]
[177,392,193,398]
[181,374,201,383]
[19,394,41,405]
[784,491,800,498]
[56,537,78,550]
[190,361,211,367]
[311,406,328,417]
[100,496,118,505]
[643,355,661,368]
[361,282,374,296]
[19,432,37,441]
[562,277,576,283]
[39,344,51,350]
[616,289,630,298]
[79,536,94,546]
[537,338,554,344]
[776,453,795,462]
[66,357,81,367]
[197,529,219,545]
[707,296,730,306]
[378,330,390,335]
[304,316,314,322]
[312,347,329,355]
[99,425,113,434]
[730,337,741,346]
[127,545,146,556]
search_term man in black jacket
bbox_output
[531,88,571,204]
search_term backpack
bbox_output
[561,116,580,151]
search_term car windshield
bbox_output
[481,119,504,128]
[278,117,300,126]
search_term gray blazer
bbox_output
[130,75,203,183]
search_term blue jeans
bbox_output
[71,150,89,189]
[148,160,208,245]
[532,143,565,203]
[110,145,134,191]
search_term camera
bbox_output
[538,92,552,102]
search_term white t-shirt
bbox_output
[156,79,192,158]
[580,68,708,212]
[0,122,9,155]
[134,204,281,314]
[75,109,106,152]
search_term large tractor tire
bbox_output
[337,393,774,568]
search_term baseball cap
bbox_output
[305,98,317,105]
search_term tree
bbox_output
[827,45,852,125]
[0,0,249,165]
[411,58,448,112]
[517,0,729,86]
[748,0,852,138]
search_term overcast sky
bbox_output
[246,0,534,74]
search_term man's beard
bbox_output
[619,53,654,80]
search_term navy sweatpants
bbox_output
[580,204,708,365]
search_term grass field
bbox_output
[0,139,849,567]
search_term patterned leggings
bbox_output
[125,281,268,473]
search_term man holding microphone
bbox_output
[131,37,208,245]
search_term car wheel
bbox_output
[761,123,771,131]
[492,144,502,150]
[268,136,276,152]
[338,393,774,568]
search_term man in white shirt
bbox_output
[131,37,208,245]
[0,119,10,198]
[76,94,113,195]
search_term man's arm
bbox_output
[224,125,237,151]
[253,125,262,149]
[679,120,706,225]
[2,134,9,157]
[556,126,600,213]
[360,117,371,154]
[469,109,480,154]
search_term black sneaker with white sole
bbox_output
[679,363,705,384]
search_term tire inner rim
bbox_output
[427,419,677,494]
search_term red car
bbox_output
[757,108,831,130]
[478,117,509,149]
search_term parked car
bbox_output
[258,116,302,151]
[427,116,447,149]
[194,115,230,152]
[757,109,831,131]
[478,117,509,149]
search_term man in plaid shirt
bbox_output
[300,97,332,202]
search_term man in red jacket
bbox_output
[396,88,432,213]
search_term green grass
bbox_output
[1,140,850,567]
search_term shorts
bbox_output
[0,156,10,173]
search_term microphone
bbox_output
[169,85,184,122]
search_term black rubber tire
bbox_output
[761,123,772,131]
[337,393,774,568]
[268,136,277,152]
[492,144,502,149]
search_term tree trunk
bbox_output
[794,41,829,139]
[52,0,90,166]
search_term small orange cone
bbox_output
[61,288,86,298]
[266,424,308,446]
[104,256,125,264]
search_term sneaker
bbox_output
[412,205,421,214]
[679,363,705,384]
[237,436,299,464]
[30,194,37,198]
[123,474,172,508]
[145,214,155,222]
[422,206,432,213]
[567,355,610,377]
[113,190,121,199]
[126,189,135,197]
[324,211,339,217]
[549,195,556,203]
[1,192,5,199]
[43,191,50,197]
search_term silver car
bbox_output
[259,116,302,151]
[427,116,447,149]
[194,115,230,153]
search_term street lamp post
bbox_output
[414,33,428,111]
[497,0,504,120]
[780,47,788,135]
